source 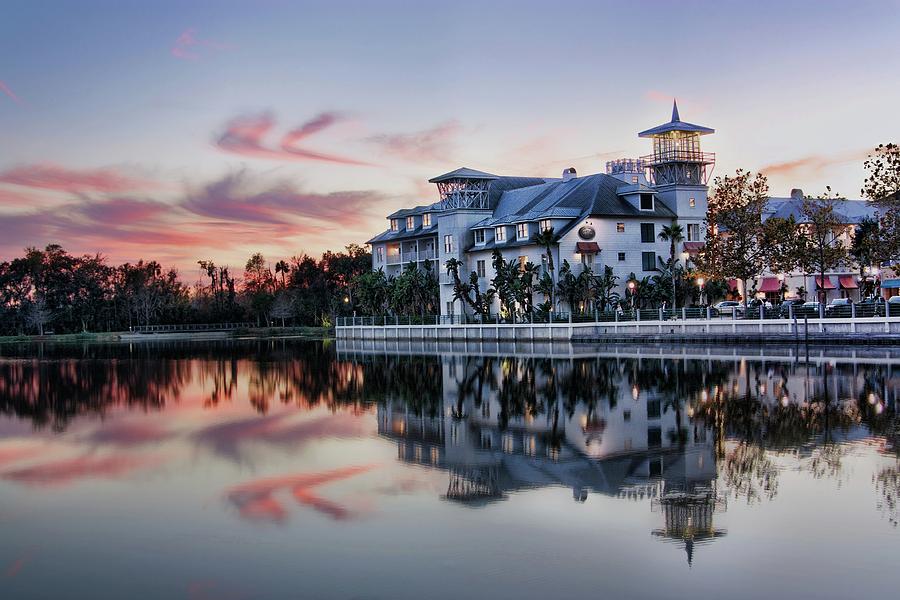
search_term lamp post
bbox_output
[697,277,706,307]
[777,273,785,303]
[628,280,636,310]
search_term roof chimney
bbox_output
[790,188,804,200]
[562,167,577,182]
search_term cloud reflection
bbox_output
[2,454,162,487]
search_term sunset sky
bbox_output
[1,0,898,278]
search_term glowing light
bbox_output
[868,393,877,405]
[696,277,705,287]
[632,385,640,400]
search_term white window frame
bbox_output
[443,235,454,254]
[474,229,485,245]
[495,226,506,242]
[687,223,700,242]
[639,194,654,211]
[539,219,552,232]
[616,222,625,233]
[390,219,399,232]
[476,260,486,278]
[422,213,432,227]
[689,197,696,208]
[376,246,384,262]
[406,216,415,230]
[516,223,528,239]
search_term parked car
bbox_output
[825,297,852,317]
[888,296,900,314]
[779,299,806,318]
[795,301,822,318]
[713,300,741,317]
[856,297,885,317]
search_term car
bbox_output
[779,299,806,318]
[794,301,822,318]
[856,297,885,317]
[825,297,852,317]
[713,300,741,316]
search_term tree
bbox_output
[850,217,882,297]
[352,268,390,315]
[801,189,850,304]
[274,260,290,289]
[591,265,620,311]
[533,227,561,310]
[658,222,684,309]
[244,253,275,326]
[862,143,900,264]
[270,292,294,327]
[695,170,769,306]
[24,296,53,335]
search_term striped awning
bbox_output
[576,242,600,254]
[759,277,781,293]
[727,278,739,291]
[838,275,858,289]
[815,276,836,290]
[683,241,704,254]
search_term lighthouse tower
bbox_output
[639,100,715,218]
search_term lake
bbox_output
[0,338,898,599]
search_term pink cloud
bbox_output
[760,149,869,179]
[0,164,156,194]
[0,80,22,105]
[171,28,228,61]
[85,420,173,447]
[1,454,162,487]
[0,444,43,467]
[194,412,369,462]
[216,112,372,166]
[366,120,461,162]
[225,464,377,523]
[4,551,32,578]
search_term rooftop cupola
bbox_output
[639,100,715,187]
[428,167,498,210]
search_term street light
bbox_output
[627,280,636,309]
[696,277,706,306]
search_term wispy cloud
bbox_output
[0,164,156,194]
[760,149,868,179]
[0,80,22,105]
[2,454,163,487]
[225,464,377,523]
[216,112,372,166]
[171,28,229,61]
[366,120,461,162]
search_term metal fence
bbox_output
[131,322,255,333]
[336,302,898,328]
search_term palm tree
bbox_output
[658,222,685,310]
[274,260,289,289]
[533,227,561,311]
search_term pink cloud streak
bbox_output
[171,28,228,61]
[0,80,22,105]
[0,164,156,194]
[2,454,163,487]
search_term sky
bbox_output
[1,0,899,277]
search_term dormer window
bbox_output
[631,175,639,184]
[390,219,399,231]
[422,213,432,227]
[495,226,506,242]
[474,229,485,244]
[539,219,552,232]
[406,216,415,230]
[640,194,654,211]
[376,247,384,262]
[516,223,528,239]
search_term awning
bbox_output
[576,242,600,254]
[815,276,836,290]
[882,278,900,289]
[683,241,705,254]
[758,277,781,293]
[838,275,858,289]
[727,278,739,292]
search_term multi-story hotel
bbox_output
[367,102,887,315]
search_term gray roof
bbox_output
[638,100,714,138]
[387,202,440,219]
[428,167,499,183]
[764,197,877,225]
[366,224,438,245]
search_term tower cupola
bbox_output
[639,100,715,187]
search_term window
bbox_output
[390,219,399,232]
[539,219,552,232]
[647,400,661,419]
[376,246,384,262]
[623,410,631,422]
[495,226,506,242]
[640,194,654,211]
[616,222,625,233]
[581,253,594,269]
[476,260,486,278]
[648,428,662,449]
[443,235,454,254]
[518,256,527,271]
[541,255,548,275]
[474,229,485,244]
[516,223,528,239]
[446,301,454,315]
[687,223,700,241]
[618,252,626,262]
[689,197,696,208]
[642,251,657,271]
[422,213,432,227]
[406,216,415,230]
[640,223,655,243]
[631,175,639,184]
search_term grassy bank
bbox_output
[0,332,122,345]
[0,326,333,345]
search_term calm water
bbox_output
[1,339,899,599]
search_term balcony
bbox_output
[640,150,715,166]
[386,250,438,265]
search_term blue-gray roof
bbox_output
[638,100,714,138]
[428,167,498,183]
[764,197,877,225]
[387,202,440,219]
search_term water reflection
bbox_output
[0,340,898,580]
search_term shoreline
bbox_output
[0,326,333,345]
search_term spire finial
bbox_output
[671,99,680,122]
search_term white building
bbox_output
[368,102,712,316]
